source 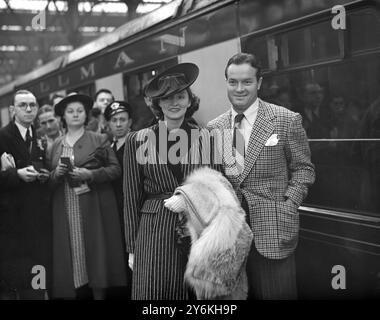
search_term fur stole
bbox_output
[164,167,253,300]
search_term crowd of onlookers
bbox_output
[0,52,378,301]
[0,87,136,299]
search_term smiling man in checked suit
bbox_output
[207,53,315,299]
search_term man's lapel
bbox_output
[116,143,125,165]
[9,121,30,161]
[239,99,275,183]
[30,126,41,158]
[72,132,90,166]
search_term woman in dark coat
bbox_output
[124,63,220,300]
[49,94,127,299]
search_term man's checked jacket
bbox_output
[207,98,315,260]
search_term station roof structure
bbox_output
[0,0,173,87]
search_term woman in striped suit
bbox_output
[124,63,220,300]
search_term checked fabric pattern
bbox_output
[207,99,315,259]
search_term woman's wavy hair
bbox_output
[150,88,200,121]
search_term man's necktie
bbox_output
[25,128,32,153]
[112,139,118,153]
[233,113,245,157]
[233,114,245,173]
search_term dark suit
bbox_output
[300,106,331,139]
[112,142,125,220]
[108,140,133,299]
[0,121,51,298]
[208,99,315,299]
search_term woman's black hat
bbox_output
[55,93,93,117]
[144,63,199,99]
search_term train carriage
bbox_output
[0,0,379,298]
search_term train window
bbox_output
[178,3,237,53]
[350,9,380,53]
[238,0,353,38]
[284,28,309,66]
[241,35,278,71]
[260,73,294,111]
[310,21,341,61]
[127,74,141,100]
[123,58,177,131]
[260,56,380,216]
[279,22,341,67]
[243,20,342,71]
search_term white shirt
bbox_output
[231,98,259,152]
[15,121,32,141]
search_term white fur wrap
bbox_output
[165,167,253,300]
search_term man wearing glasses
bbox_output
[0,90,51,299]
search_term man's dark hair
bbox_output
[13,89,34,105]
[94,88,114,101]
[224,53,262,80]
[151,88,200,121]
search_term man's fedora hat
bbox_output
[55,93,93,117]
[144,63,199,99]
[104,100,131,121]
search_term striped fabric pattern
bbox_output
[62,143,89,289]
[124,124,219,300]
[246,244,297,299]
[132,211,189,300]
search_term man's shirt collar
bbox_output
[231,98,259,126]
[113,135,127,150]
[14,121,32,141]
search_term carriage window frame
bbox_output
[277,19,344,69]
[349,7,380,55]
[241,17,345,73]
[240,34,279,72]
[260,57,380,217]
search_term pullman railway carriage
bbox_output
[0,0,379,298]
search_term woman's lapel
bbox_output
[73,131,92,166]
